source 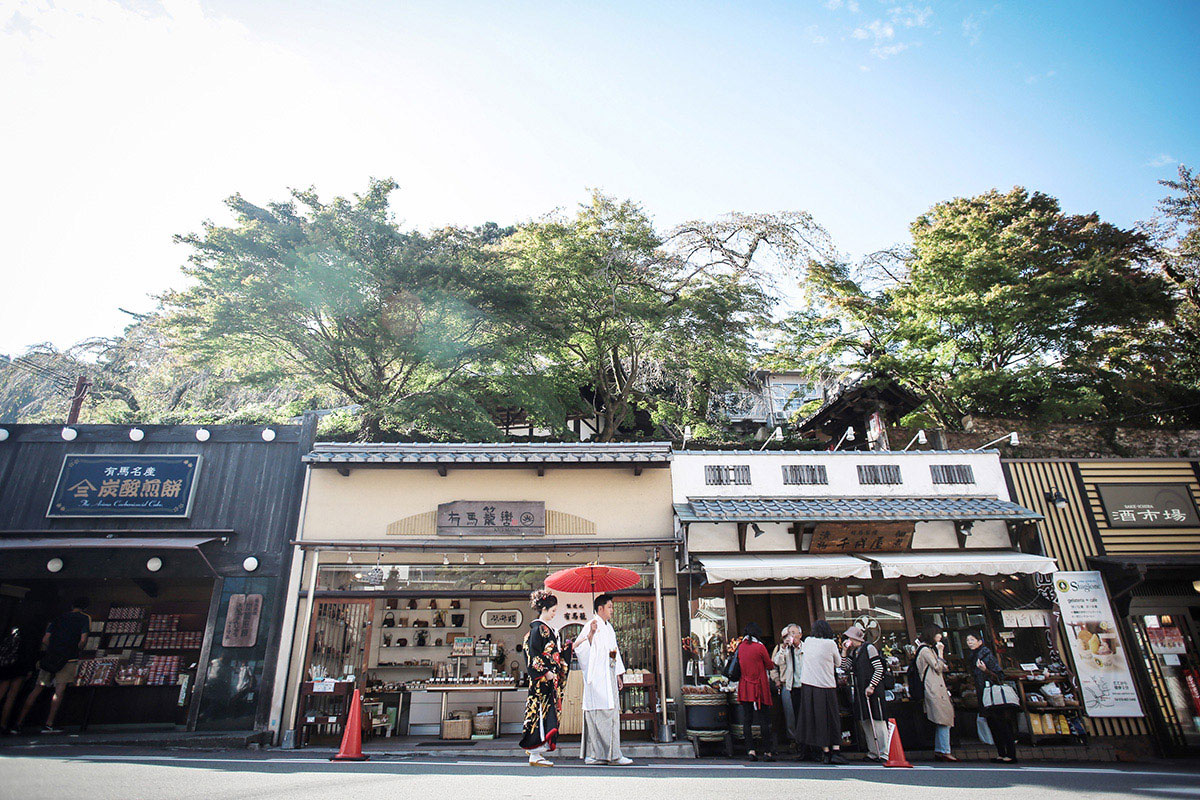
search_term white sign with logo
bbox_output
[1052,571,1143,717]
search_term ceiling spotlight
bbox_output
[61,427,77,441]
[750,522,766,538]
[443,555,449,565]
[1009,432,1020,447]
[261,428,276,442]
[195,428,211,442]
[242,556,259,572]
[479,555,485,565]
[0,428,9,442]
[545,554,551,564]
[345,553,354,564]
[129,427,145,442]
[46,557,64,573]
[1045,489,1069,510]
[145,556,163,572]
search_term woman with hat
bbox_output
[840,624,889,760]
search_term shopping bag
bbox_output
[981,681,1020,709]
[977,715,994,745]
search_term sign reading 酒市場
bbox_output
[1095,483,1199,528]
[47,454,201,518]
[436,500,545,535]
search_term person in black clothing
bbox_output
[966,631,1018,763]
[840,624,889,760]
[0,593,51,734]
[12,597,91,734]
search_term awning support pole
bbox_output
[653,549,672,742]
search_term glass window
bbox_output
[820,582,908,660]
[316,563,652,592]
[688,597,728,678]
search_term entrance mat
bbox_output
[416,741,478,747]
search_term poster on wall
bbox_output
[1052,571,1143,717]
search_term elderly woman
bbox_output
[772,623,803,748]
[915,624,957,762]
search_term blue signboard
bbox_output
[47,454,202,518]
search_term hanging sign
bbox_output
[222,594,263,648]
[809,522,913,553]
[1095,483,1199,528]
[47,454,201,518]
[1052,571,1143,717]
[480,609,522,629]
[437,501,545,536]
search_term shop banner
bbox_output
[47,454,201,518]
[1095,483,1199,528]
[1052,571,1143,717]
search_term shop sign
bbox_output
[47,454,201,518]
[480,608,522,629]
[1052,571,1143,717]
[1095,483,1199,528]
[450,636,475,657]
[221,594,263,648]
[1001,610,1053,628]
[809,522,913,553]
[436,500,545,536]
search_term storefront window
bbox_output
[821,582,907,655]
[688,597,728,678]
[1132,613,1200,747]
[316,562,653,593]
[910,589,989,661]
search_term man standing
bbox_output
[573,593,633,765]
[12,597,90,734]
[772,624,803,748]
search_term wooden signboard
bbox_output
[221,593,263,647]
[437,500,545,536]
[809,522,914,553]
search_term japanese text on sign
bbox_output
[48,455,201,518]
[436,501,545,536]
[1095,483,1199,528]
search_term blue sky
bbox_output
[2,0,1197,353]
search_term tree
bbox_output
[161,179,536,440]
[801,188,1179,426]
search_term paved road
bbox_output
[1,749,1198,800]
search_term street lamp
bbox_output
[902,430,928,451]
[832,427,856,452]
[973,431,1019,451]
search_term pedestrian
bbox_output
[573,593,633,765]
[735,622,775,762]
[840,624,889,760]
[12,596,90,734]
[914,624,957,762]
[0,593,51,735]
[519,589,573,767]
[772,623,803,749]
[797,619,846,764]
[966,632,1019,764]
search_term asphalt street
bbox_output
[1,749,1199,800]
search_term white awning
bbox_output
[862,550,1057,579]
[698,554,873,583]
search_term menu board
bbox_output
[1052,571,1143,717]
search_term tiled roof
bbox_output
[675,496,1042,522]
[305,442,672,466]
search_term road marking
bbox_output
[4,753,1195,778]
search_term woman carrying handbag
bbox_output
[966,632,1020,763]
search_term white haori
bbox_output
[574,616,625,712]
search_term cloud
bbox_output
[825,0,860,12]
[1147,154,1178,168]
[962,13,983,45]
[853,19,895,41]
[872,42,916,59]
[804,24,827,45]
[888,4,932,28]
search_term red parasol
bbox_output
[544,563,640,596]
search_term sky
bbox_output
[2,0,1197,354]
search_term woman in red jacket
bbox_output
[736,622,776,762]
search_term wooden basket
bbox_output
[442,716,473,740]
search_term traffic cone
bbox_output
[331,688,369,761]
[882,718,912,768]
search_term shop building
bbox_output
[269,442,682,749]
[1004,458,1200,755]
[0,421,314,734]
[674,449,1079,749]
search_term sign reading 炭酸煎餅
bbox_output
[809,522,914,553]
[47,454,201,518]
[436,501,544,536]
[1052,570,1143,717]
[1095,483,1199,528]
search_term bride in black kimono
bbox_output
[520,589,573,767]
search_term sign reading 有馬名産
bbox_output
[47,454,201,518]
[1095,483,1199,528]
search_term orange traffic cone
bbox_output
[882,718,912,768]
[331,688,369,761]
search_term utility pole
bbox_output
[66,376,92,424]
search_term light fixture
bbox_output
[0,428,8,442]
[758,426,785,451]
[974,431,1020,451]
[902,430,928,451]
[345,553,354,564]
[960,520,974,536]
[242,556,260,572]
[750,522,766,538]
[1192,580,1200,594]
[261,428,276,442]
[479,555,485,565]
[46,557,64,573]
[1045,489,1069,510]
[195,428,211,442]
[129,427,145,442]
[443,555,449,565]
[145,556,163,572]
[545,554,551,564]
[61,427,77,441]
[832,426,856,451]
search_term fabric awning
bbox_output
[0,536,221,551]
[698,553,873,583]
[862,550,1057,579]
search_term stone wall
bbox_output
[888,417,1200,459]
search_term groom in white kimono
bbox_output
[573,593,633,765]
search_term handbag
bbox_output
[981,680,1020,709]
[722,642,742,682]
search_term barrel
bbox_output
[683,692,729,732]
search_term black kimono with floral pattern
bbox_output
[519,619,573,751]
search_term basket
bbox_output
[474,706,496,736]
[442,713,473,740]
